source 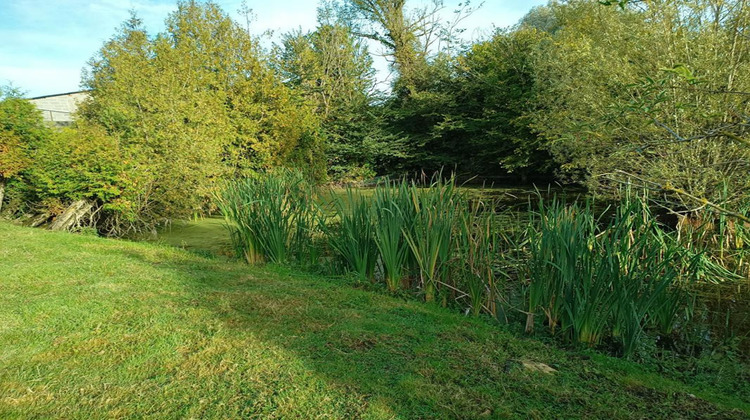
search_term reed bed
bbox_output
[216,169,318,265]
[523,192,704,355]
[321,189,378,280]
[217,170,745,356]
[372,180,414,292]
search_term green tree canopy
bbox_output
[76,1,324,232]
[0,87,48,212]
[529,0,750,207]
[276,20,394,180]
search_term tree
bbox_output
[340,0,427,93]
[276,20,391,180]
[327,0,486,175]
[0,87,47,213]
[529,0,750,209]
[425,27,554,178]
[0,132,28,212]
[27,124,126,231]
[336,0,479,94]
[78,1,324,233]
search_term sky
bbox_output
[0,0,547,98]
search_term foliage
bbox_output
[321,188,379,279]
[0,131,30,201]
[0,88,47,149]
[401,176,461,303]
[319,175,494,307]
[275,21,383,181]
[337,0,430,94]
[391,28,555,177]
[76,2,323,233]
[0,90,48,212]
[529,0,750,210]
[453,198,499,317]
[14,0,750,235]
[216,169,318,265]
[524,191,708,356]
[218,169,741,357]
[372,180,414,292]
[26,124,125,225]
[674,189,750,278]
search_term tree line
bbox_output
[1,0,749,234]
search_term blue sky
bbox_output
[0,0,547,97]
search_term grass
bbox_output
[157,217,232,256]
[1,221,748,418]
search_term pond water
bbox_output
[696,283,750,355]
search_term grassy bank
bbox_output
[1,222,747,418]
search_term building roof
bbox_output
[29,90,90,100]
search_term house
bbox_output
[28,91,90,126]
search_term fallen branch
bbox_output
[49,200,96,231]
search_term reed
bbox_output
[524,191,700,355]
[603,194,684,355]
[322,188,379,280]
[402,176,462,303]
[216,169,317,265]
[372,180,413,292]
[453,199,499,317]
[676,196,750,279]
[219,171,736,357]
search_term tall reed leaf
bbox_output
[403,176,461,303]
[524,190,698,355]
[454,199,499,317]
[322,188,378,280]
[373,180,413,292]
[217,169,317,265]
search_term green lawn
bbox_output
[1,222,747,419]
[157,217,232,257]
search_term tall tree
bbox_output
[330,0,484,175]
[77,1,323,233]
[337,0,479,94]
[341,0,427,93]
[530,0,750,208]
[427,27,554,178]
[276,21,393,180]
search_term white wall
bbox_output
[28,91,89,125]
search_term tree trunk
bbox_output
[30,213,51,228]
[49,200,95,231]
[0,178,5,214]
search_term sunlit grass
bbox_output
[1,221,748,418]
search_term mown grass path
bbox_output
[1,222,747,419]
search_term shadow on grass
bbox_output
[118,244,749,419]
[3,223,747,418]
